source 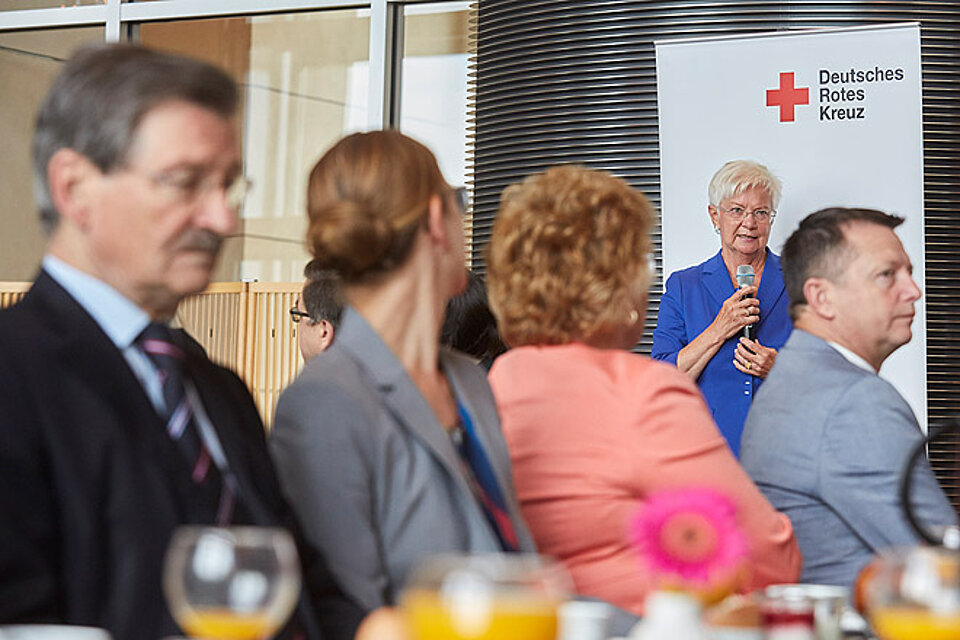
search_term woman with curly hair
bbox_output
[486,165,800,615]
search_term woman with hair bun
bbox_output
[269,131,536,615]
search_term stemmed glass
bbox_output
[863,417,960,640]
[864,546,960,640]
[163,526,301,640]
[401,553,571,640]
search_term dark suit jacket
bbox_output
[0,271,363,640]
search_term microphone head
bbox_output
[736,264,755,288]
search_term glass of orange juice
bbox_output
[402,554,571,640]
[864,546,960,640]
[163,526,301,640]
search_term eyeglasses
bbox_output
[289,306,312,324]
[122,165,253,213]
[717,204,776,222]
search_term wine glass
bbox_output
[163,526,301,640]
[863,546,960,640]
[401,553,571,640]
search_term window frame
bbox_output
[0,0,410,128]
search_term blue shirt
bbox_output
[651,249,792,456]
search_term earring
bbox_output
[714,226,720,235]
[628,309,640,326]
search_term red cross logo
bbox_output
[766,72,809,122]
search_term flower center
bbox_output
[659,512,719,564]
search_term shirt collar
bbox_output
[42,255,151,350]
[826,340,876,373]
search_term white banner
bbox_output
[655,23,926,427]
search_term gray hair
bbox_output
[708,160,783,210]
[32,43,238,234]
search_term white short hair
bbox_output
[708,160,782,209]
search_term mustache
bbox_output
[174,230,224,254]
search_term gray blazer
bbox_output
[270,307,536,612]
[741,329,957,589]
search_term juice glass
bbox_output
[402,554,571,640]
[865,546,960,640]
[163,526,301,640]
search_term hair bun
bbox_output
[304,130,445,282]
[307,199,397,280]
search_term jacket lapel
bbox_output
[336,308,485,511]
[30,272,193,519]
[444,353,534,550]
[701,250,735,307]
[174,333,280,526]
[702,249,788,333]
[444,356,510,504]
[756,250,787,332]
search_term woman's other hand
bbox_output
[711,285,759,341]
[733,338,777,378]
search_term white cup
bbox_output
[558,600,612,640]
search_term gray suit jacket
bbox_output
[270,307,536,612]
[741,329,957,589]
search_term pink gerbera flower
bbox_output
[631,488,748,589]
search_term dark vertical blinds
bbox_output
[469,1,960,508]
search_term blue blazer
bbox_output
[651,250,792,456]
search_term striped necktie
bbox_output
[137,323,235,524]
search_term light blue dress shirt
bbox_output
[42,255,233,471]
[43,255,164,412]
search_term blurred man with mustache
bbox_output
[0,44,363,640]
[741,207,957,590]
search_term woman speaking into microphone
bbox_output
[652,160,792,456]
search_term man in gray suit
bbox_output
[741,207,957,589]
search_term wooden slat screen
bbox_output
[244,283,303,430]
[0,282,29,309]
[174,282,245,372]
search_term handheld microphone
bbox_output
[736,265,755,341]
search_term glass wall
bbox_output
[401,2,471,187]
[140,9,370,283]
[0,1,473,283]
[0,26,103,280]
[243,9,370,283]
[2,1,101,8]
[401,1,473,262]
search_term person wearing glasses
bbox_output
[0,44,363,639]
[651,160,792,456]
[291,259,345,361]
[270,131,536,616]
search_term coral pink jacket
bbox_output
[488,343,801,615]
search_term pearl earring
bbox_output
[628,309,640,326]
